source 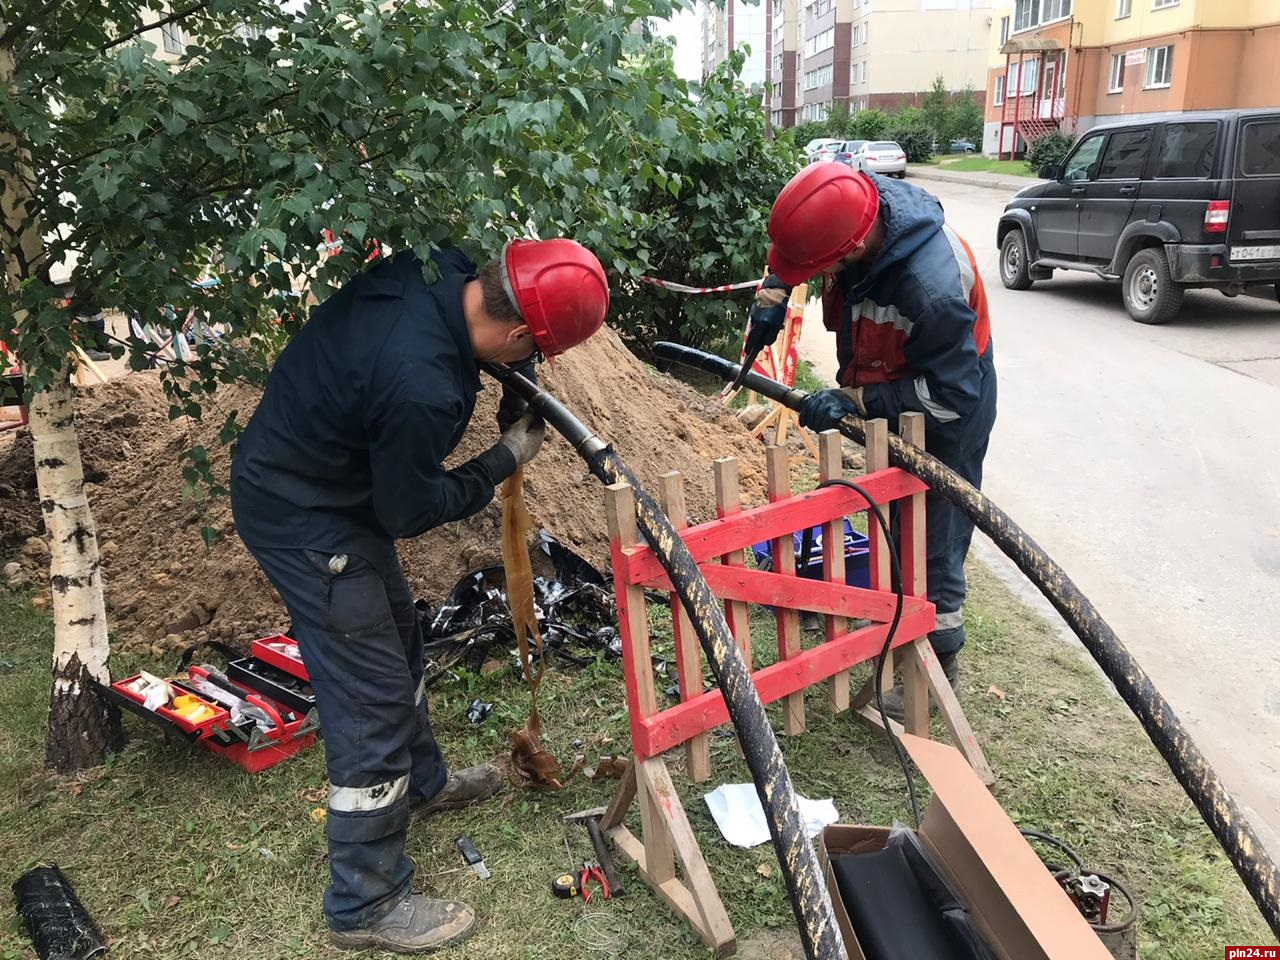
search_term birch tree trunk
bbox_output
[2,26,123,771]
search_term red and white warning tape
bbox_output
[638,276,761,294]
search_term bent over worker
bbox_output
[746,163,997,721]
[230,239,609,952]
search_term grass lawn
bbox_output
[931,157,1038,177]
[2,532,1273,959]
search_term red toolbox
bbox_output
[107,663,318,773]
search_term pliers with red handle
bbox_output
[579,860,610,902]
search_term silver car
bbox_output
[851,141,908,178]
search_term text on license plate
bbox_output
[1231,245,1280,261]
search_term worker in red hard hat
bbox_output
[230,239,608,953]
[748,163,997,722]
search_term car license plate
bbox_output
[1231,244,1280,261]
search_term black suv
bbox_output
[997,110,1280,324]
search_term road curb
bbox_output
[907,166,1041,194]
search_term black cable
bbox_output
[816,477,921,829]
[1019,829,1085,873]
[1020,829,1139,934]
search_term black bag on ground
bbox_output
[12,864,107,960]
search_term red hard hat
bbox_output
[502,239,609,358]
[767,165,881,286]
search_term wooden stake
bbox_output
[819,430,850,714]
[605,483,674,882]
[661,471,711,784]
[71,345,108,385]
[767,445,805,734]
[713,459,753,670]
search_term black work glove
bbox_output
[798,388,864,432]
[744,274,792,354]
[496,358,537,431]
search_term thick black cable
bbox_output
[816,478,920,829]
[652,340,1280,939]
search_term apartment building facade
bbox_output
[763,0,992,129]
[983,0,1280,155]
[699,0,770,90]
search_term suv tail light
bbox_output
[1204,200,1230,234]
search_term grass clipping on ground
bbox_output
[0,550,1272,958]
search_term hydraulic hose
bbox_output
[651,341,1280,939]
[483,362,847,960]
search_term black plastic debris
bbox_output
[466,699,493,724]
[414,531,620,691]
[12,864,107,960]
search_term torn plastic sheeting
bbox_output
[414,530,621,682]
[12,864,107,960]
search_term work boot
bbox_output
[409,763,503,823]
[330,894,476,954]
[879,652,960,725]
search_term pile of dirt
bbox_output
[0,327,770,655]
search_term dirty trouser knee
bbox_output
[922,351,997,657]
[242,545,447,931]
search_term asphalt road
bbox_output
[798,176,1280,853]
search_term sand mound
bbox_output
[0,328,769,655]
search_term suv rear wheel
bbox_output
[1122,248,1184,324]
[999,230,1033,290]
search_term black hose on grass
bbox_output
[483,362,846,960]
[651,340,1280,940]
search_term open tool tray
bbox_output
[250,634,309,681]
[226,655,317,717]
[107,666,318,772]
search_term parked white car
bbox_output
[849,140,908,177]
[803,138,844,164]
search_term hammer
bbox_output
[564,807,624,897]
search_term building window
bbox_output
[804,27,834,56]
[1145,44,1173,88]
[864,21,869,43]
[1006,59,1038,95]
[804,65,833,90]
[993,75,1005,105]
[1115,0,1132,17]
[160,19,185,54]
[1108,53,1125,93]
[1015,0,1072,32]
[999,16,1010,44]
[853,24,861,45]
[1041,0,1071,21]
[1152,0,1177,7]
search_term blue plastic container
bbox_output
[750,520,871,588]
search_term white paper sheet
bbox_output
[703,783,839,848]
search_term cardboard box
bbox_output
[818,734,1113,960]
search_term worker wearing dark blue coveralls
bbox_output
[231,239,609,953]
[747,164,997,720]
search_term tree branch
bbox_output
[97,1,211,56]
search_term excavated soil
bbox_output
[0,328,770,656]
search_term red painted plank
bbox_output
[616,469,926,586]
[633,602,936,759]
[634,564,903,623]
